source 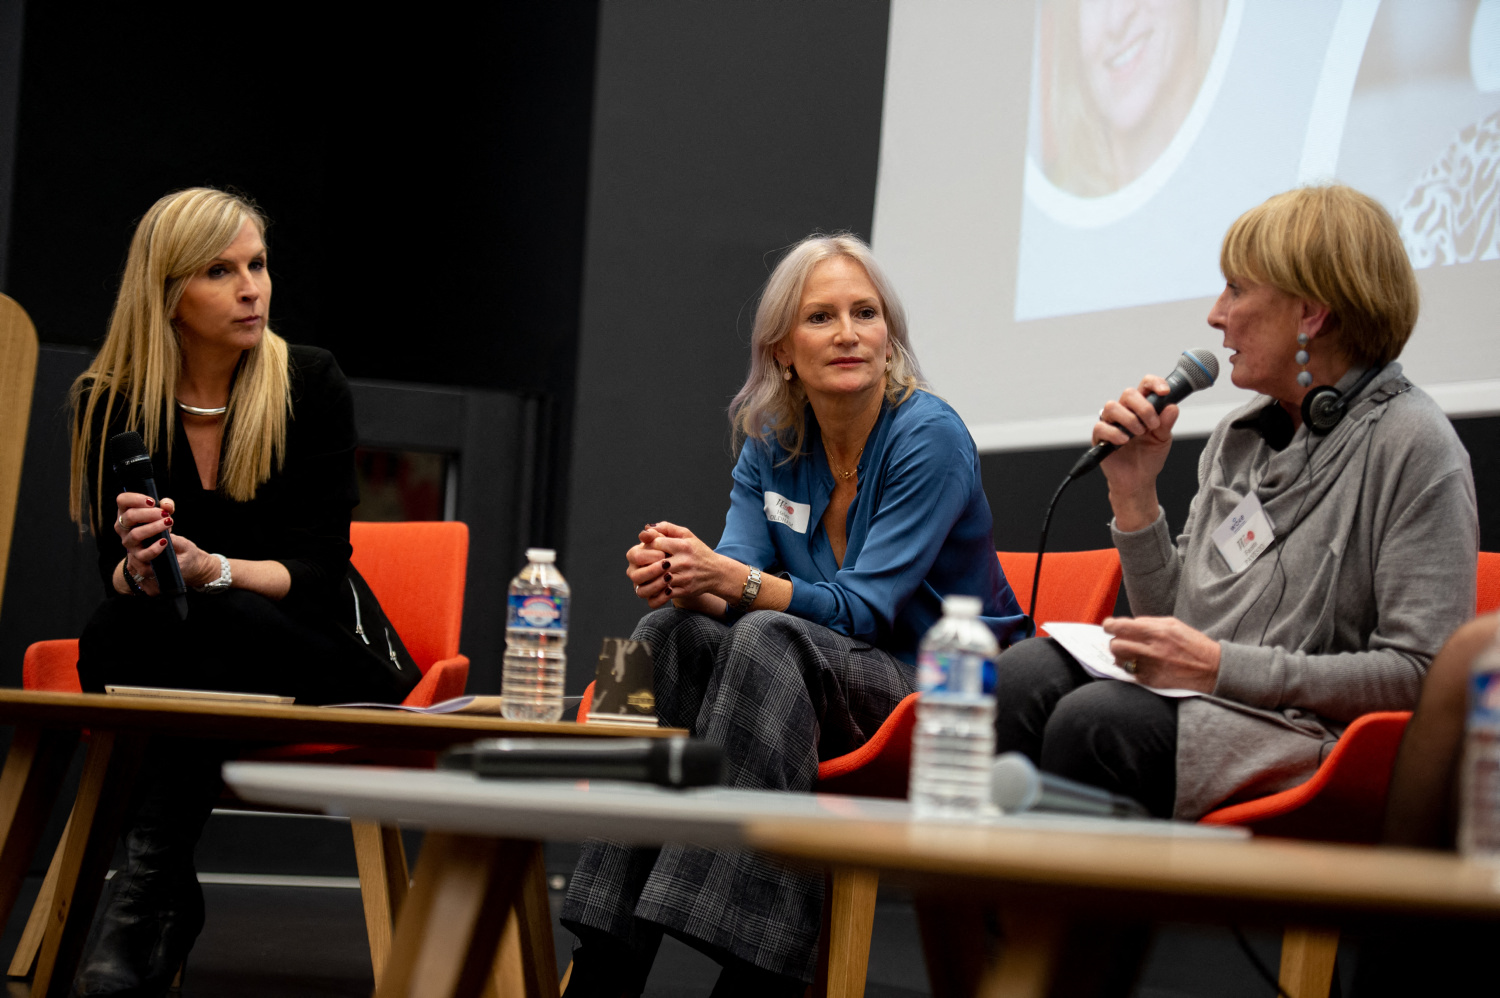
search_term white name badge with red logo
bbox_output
[764,491,811,534]
[1211,492,1275,573]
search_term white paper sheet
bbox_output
[1042,623,1204,698]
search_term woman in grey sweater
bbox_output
[993,184,1478,819]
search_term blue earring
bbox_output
[1296,333,1312,387]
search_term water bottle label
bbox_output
[1471,671,1500,726]
[508,595,569,630]
[917,650,995,694]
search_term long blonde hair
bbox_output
[729,233,927,458]
[69,188,291,528]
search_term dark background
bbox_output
[2,0,1497,699]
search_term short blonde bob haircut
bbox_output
[69,187,291,528]
[729,233,927,456]
[1220,184,1419,367]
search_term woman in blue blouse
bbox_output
[560,234,1028,998]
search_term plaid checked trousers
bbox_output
[560,607,915,982]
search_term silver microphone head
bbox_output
[1177,349,1219,391]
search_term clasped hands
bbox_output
[626,522,731,614]
[114,492,220,595]
[1103,615,1221,694]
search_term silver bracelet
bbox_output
[194,553,232,593]
[735,568,762,612]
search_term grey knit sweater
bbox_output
[1110,363,1478,818]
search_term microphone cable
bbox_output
[1028,473,1075,625]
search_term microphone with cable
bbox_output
[1067,348,1220,480]
[990,751,1151,819]
[107,431,189,621]
[439,736,723,789]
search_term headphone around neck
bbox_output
[1300,365,1382,435]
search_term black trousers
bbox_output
[992,637,1179,818]
[78,590,408,706]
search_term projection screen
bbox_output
[872,0,1500,451]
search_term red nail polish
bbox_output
[158,538,168,546]
[664,574,672,584]
[662,561,671,570]
[664,587,673,596]
[163,517,173,527]
[146,498,155,506]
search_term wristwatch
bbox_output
[736,567,762,612]
[195,553,232,593]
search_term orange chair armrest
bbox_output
[402,655,470,708]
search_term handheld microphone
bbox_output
[1067,349,1220,480]
[440,736,723,789]
[106,431,189,620]
[990,751,1150,819]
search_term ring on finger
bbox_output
[1120,660,1138,675]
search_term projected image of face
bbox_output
[1080,0,1195,134]
[775,256,891,405]
[1039,0,1226,197]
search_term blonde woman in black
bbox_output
[68,188,416,996]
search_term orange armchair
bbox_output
[22,520,470,706]
[1202,552,1500,839]
[1194,552,1500,998]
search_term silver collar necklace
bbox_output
[176,399,228,417]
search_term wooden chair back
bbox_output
[0,294,39,618]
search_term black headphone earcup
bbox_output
[1301,386,1345,435]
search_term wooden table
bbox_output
[744,817,1500,997]
[222,762,1242,998]
[0,689,679,997]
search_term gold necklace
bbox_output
[831,446,864,482]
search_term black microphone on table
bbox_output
[1067,349,1220,480]
[990,752,1150,819]
[440,736,723,789]
[106,431,189,621]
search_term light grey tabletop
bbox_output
[221,762,1246,848]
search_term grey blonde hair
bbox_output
[70,187,291,527]
[1220,184,1419,367]
[729,233,927,456]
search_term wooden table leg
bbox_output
[376,833,535,998]
[8,804,73,978]
[487,845,559,998]
[813,866,879,998]
[353,819,410,979]
[0,726,79,935]
[32,730,146,998]
[1280,925,1340,998]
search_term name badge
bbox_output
[1211,492,1275,573]
[764,491,811,534]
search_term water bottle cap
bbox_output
[942,595,982,617]
[525,548,557,563]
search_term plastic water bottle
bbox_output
[1459,627,1500,858]
[501,548,570,722]
[910,595,999,818]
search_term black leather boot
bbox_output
[72,741,223,998]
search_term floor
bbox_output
[0,811,1358,997]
